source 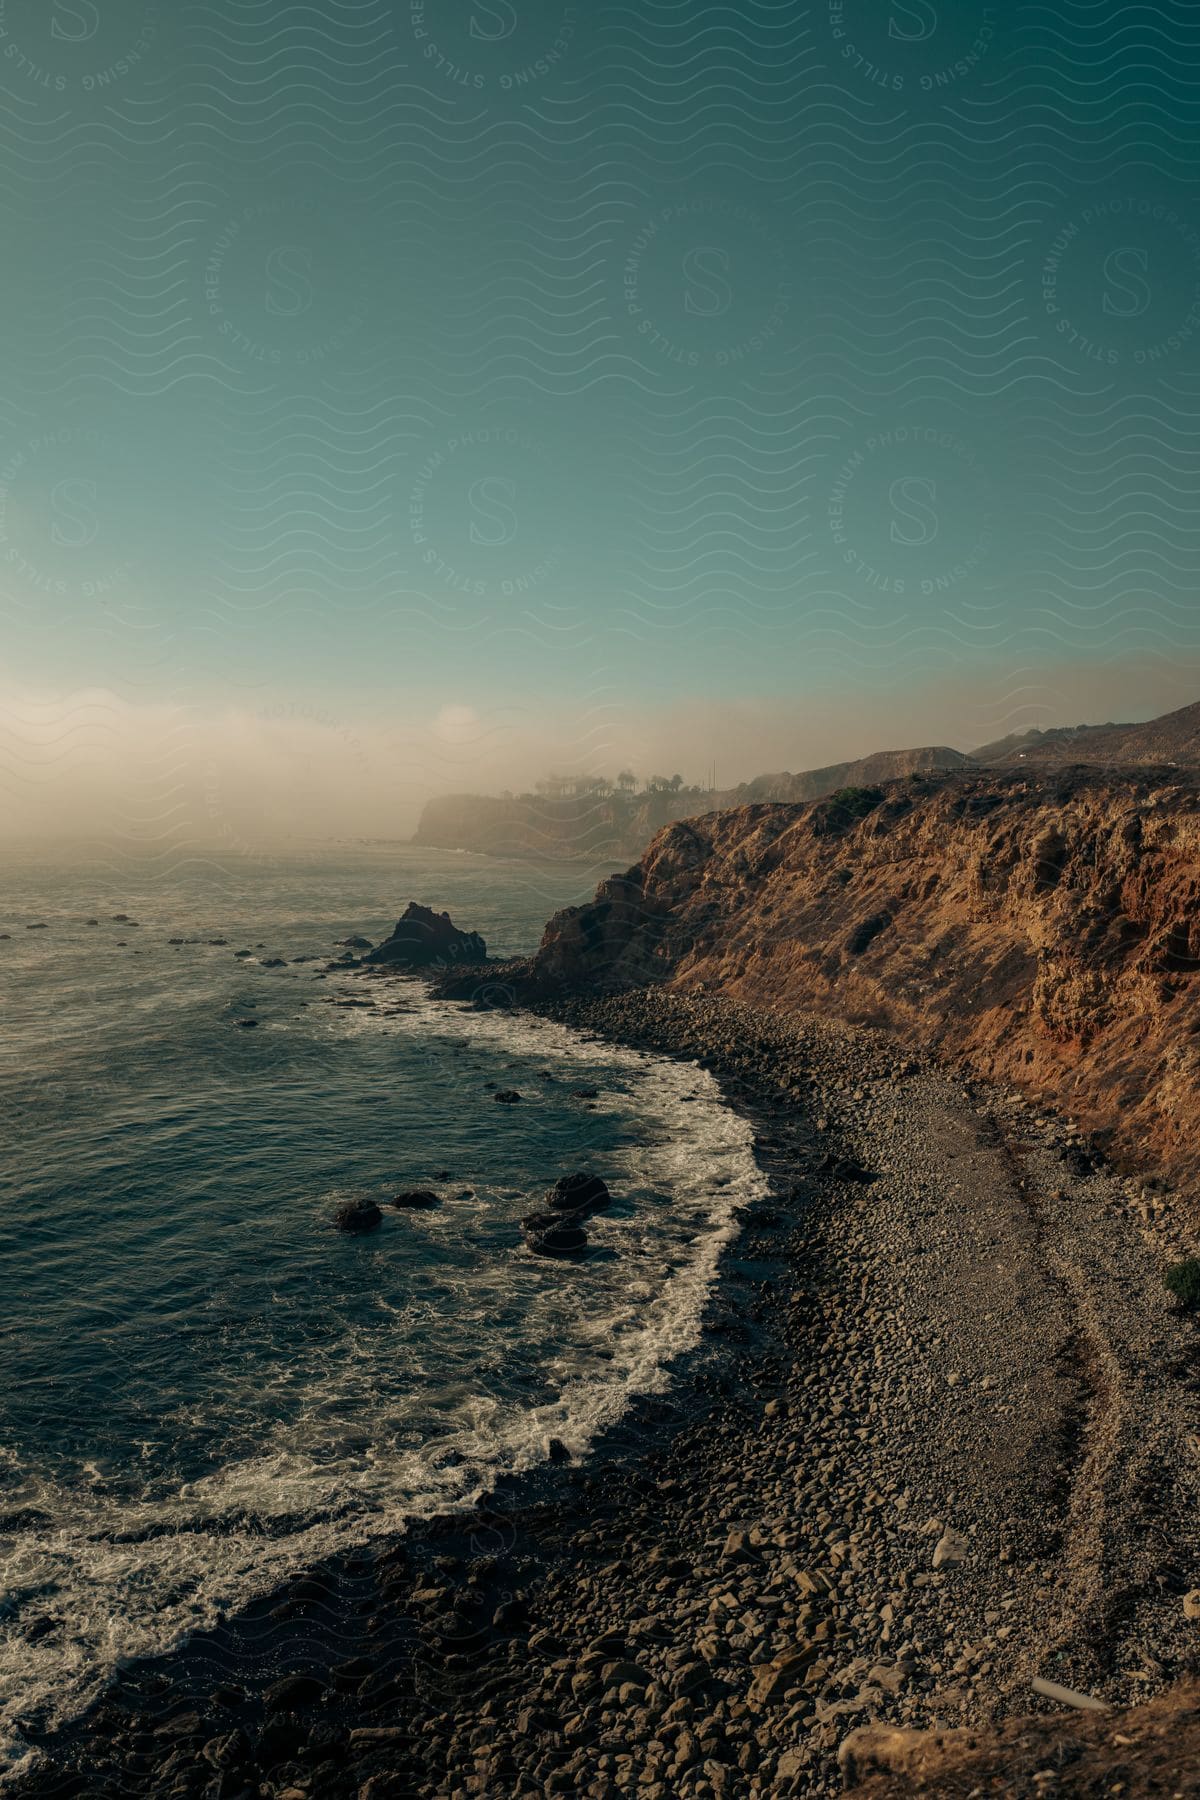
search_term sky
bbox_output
[2,0,1200,844]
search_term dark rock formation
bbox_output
[546,1173,611,1214]
[520,1210,589,1258]
[493,1090,521,1105]
[391,1190,440,1210]
[334,1199,383,1234]
[364,903,486,969]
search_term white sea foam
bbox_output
[0,995,766,1775]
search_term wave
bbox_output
[0,989,765,1775]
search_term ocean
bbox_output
[0,843,766,1771]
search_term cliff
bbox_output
[531,767,1200,1189]
[974,698,1200,768]
[716,744,971,805]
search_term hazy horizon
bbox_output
[3,0,1200,850]
[1,653,1194,850]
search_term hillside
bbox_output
[976,698,1200,769]
[530,767,1200,1190]
[412,698,1200,859]
[715,744,971,806]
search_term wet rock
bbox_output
[547,1172,611,1214]
[264,1675,325,1712]
[334,1200,383,1234]
[234,1019,258,1029]
[26,922,48,930]
[391,1190,440,1210]
[494,1090,522,1105]
[364,903,486,969]
[521,1211,589,1258]
[261,957,287,968]
[338,936,374,949]
[571,1086,600,1100]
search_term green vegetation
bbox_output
[829,785,885,820]
[1164,1258,1200,1309]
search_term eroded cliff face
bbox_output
[533,770,1200,1186]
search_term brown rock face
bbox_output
[532,769,1200,1189]
[841,1678,1200,1796]
[363,903,486,968]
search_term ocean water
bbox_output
[0,844,766,1769]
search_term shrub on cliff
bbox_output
[813,786,885,836]
[1164,1258,1200,1310]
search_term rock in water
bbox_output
[392,1190,440,1210]
[520,1211,589,1258]
[547,1173,611,1214]
[334,1199,383,1234]
[494,1090,522,1105]
[363,903,486,969]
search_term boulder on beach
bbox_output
[392,1190,440,1210]
[334,1199,383,1234]
[520,1210,589,1258]
[364,903,486,969]
[547,1172,611,1215]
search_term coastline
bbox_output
[9,985,1200,1799]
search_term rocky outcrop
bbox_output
[363,903,485,969]
[975,697,1200,769]
[333,1199,382,1233]
[546,1173,611,1214]
[715,744,971,806]
[531,768,1200,1192]
[842,1679,1200,1796]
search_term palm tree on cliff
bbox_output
[616,769,637,794]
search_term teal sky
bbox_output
[2,1,1200,834]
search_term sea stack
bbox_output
[363,903,486,969]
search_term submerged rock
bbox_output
[392,1190,440,1210]
[364,903,486,970]
[546,1173,611,1215]
[334,1199,383,1234]
[494,1089,522,1105]
[338,935,374,949]
[520,1211,589,1258]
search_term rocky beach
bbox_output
[12,969,1200,1799]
